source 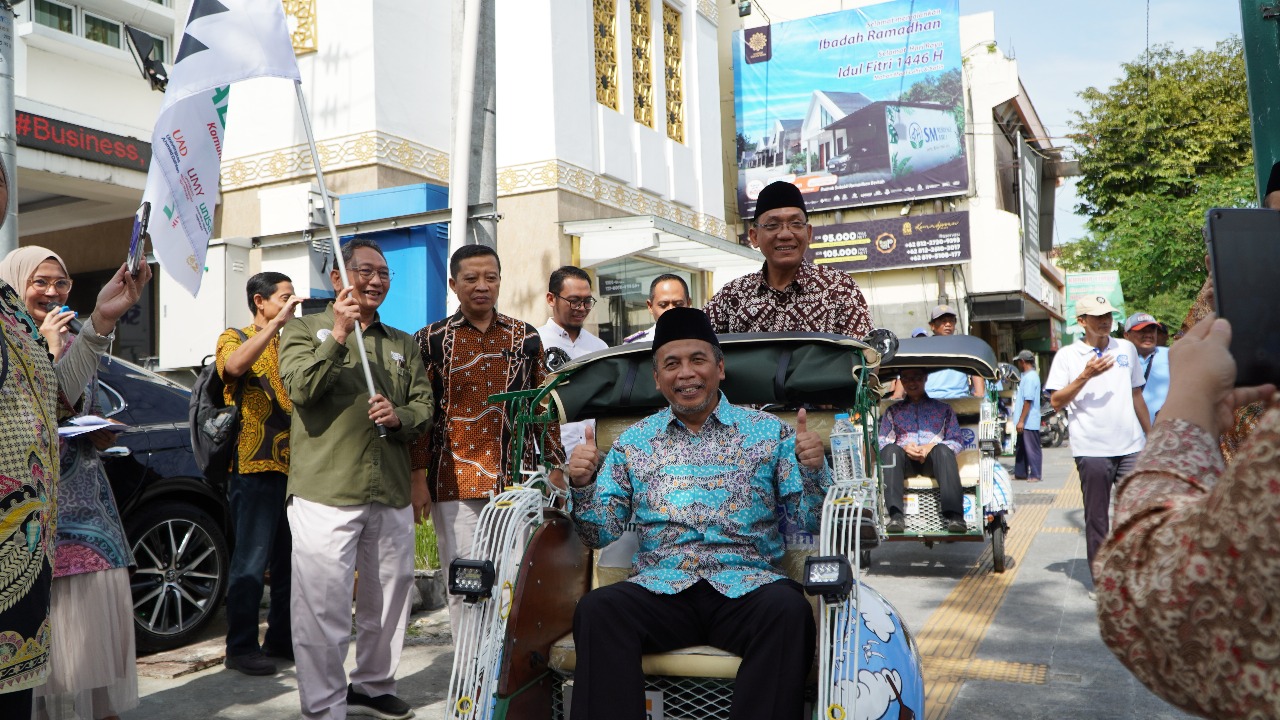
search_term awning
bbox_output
[562,215,762,284]
[969,290,1065,323]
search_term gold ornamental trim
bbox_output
[220,131,451,191]
[696,0,717,24]
[282,0,317,55]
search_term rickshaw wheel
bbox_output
[990,522,1006,573]
[859,549,871,570]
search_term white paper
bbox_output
[58,415,127,438]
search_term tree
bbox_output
[1061,38,1252,326]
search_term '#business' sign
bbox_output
[16,111,152,171]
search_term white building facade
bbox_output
[158,0,739,368]
[13,0,182,362]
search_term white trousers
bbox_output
[288,497,414,720]
[431,499,487,638]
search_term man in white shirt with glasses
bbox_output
[538,266,608,458]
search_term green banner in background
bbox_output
[1063,271,1126,345]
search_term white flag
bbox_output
[144,0,300,296]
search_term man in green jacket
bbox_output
[279,237,434,720]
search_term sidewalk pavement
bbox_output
[130,609,456,719]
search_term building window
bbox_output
[282,0,318,55]
[631,0,653,128]
[34,0,73,33]
[662,4,683,143]
[594,0,619,110]
[148,34,167,63]
[83,13,121,48]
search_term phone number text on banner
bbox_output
[805,211,970,272]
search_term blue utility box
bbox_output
[338,183,449,334]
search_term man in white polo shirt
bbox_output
[538,266,609,458]
[1046,296,1152,589]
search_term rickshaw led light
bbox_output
[803,555,853,601]
[449,559,496,603]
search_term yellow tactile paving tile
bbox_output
[913,475,1079,718]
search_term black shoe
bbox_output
[885,513,906,534]
[224,650,277,676]
[347,685,414,720]
[945,515,968,533]
[263,643,294,662]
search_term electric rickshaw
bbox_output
[871,334,1014,572]
[440,332,925,720]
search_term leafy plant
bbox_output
[1061,38,1251,322]
[415,520,439,570]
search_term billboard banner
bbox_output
[733,0,967,218]
[805,211,969,272]
[1063,271,1127,344]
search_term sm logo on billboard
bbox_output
[909,122,956,149]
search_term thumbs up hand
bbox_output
[567,424,605,488]
[794,408,825,470]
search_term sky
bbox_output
[956,0,1245,245]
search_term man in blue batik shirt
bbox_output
[566,307,831,720]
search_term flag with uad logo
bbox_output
[143,0,299,296]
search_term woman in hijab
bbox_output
[0,247,150,720]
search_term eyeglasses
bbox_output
[30,277,73,292]
[352,266,393,282]
[555,294,597,310]
[757,220,809,233]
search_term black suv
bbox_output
[96,356,231,652]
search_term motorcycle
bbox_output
[1040,389,1068,447]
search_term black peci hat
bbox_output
[754,181,808,222]
[652,307,720,355]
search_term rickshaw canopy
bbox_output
[543,332,880,424]
[877,335,999,381]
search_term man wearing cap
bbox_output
[1124,312,1170,423]
[1046,296,1152,587]
[704,181,873,337]
[566,307,831,720]
[924,304,985,399]
[1011,350,1042,483]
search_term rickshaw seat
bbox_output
[877,396,986,490]
[546,548,817,679]
[903,447,982,489]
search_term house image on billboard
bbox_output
[800,90,872,172]
[756,118,802,168]
[824,100,964,178]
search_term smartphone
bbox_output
[1204,208,1280,386]
[127,201,151,278]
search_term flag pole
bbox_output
[293,81,385,437]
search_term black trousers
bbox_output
[1076,453,1139,578]
[1014,429,1043,480]
[571,578,815,720]
[881,443,964,518]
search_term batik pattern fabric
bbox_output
[570,394,831,598]
[703,261,873,338]
[216,326,292,475]
[877,397,965,455]
[53,334,133,577]
[1095,409,1280,719]
[0,281,60,693]
[412,312,564,502]
[1180,277,1264,464]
